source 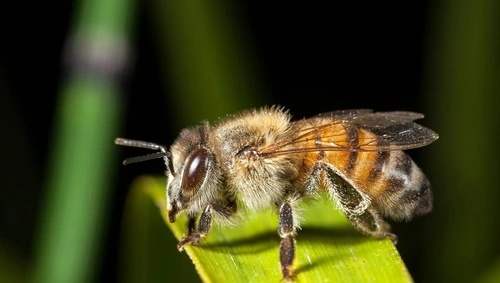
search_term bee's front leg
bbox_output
[177,204,213,251]
[177,201,236,251]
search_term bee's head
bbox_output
[116,124,221,223]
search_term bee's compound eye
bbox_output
[181,147,209,194]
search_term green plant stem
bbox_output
[32,0,135,282]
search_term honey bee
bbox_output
[115,106,438,280]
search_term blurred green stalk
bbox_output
[425,0,499,282]
[33,0,135,282]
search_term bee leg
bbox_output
[187,215,197,235]
[345,209,398,244]
[177,201,237,251]
[324,165,397,243]
[303,165,321,195]
[279,200,296,281]
[177,204,213,251]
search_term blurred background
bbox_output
[1,1,499,282]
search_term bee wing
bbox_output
[260,111,439,157]
[314,110,425,125]
[342,111,438,149]
[313,109,374,119]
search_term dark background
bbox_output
[1,1,498,283]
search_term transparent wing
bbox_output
[260,111,439,157]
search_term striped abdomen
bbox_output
[318,125,433,220]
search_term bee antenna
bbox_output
[115,138,175,175]
[122,152,168,165]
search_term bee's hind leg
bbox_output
[345,208,398,244]
[323,165,397,243]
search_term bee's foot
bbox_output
[386,232,398,244]
[281,267,295,282]
[177,234,202,251]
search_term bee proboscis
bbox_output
[116,106,438,280]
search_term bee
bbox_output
[115,106,438,280]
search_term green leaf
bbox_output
[133,176,412,282]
